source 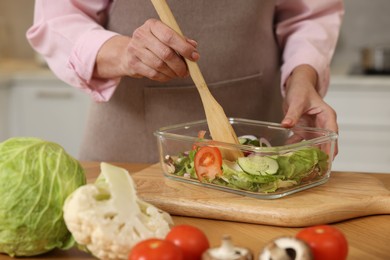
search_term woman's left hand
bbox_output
[281,65,339,157]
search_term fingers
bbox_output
[148,19,199,61]
[125,19,199,81]
[320,105,339,158]
[282,98,339,158]
[124,50,172,82]
[186,38,198,48]
[138,28,188,77]
[127,37,175,80]
[281,99,305,128]
[321,106,338,134]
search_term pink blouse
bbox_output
[26,0,344,102]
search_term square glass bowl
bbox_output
[154,118,337,199]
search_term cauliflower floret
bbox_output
[63,162,173,260]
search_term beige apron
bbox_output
[79,0,283,163]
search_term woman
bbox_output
[27,0,343,163]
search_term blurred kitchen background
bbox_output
[1,0,390,173]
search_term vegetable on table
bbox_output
[0,137,86,257]
[166,224,210,260]
[202,235,252,260]
[128,238,183,260]
[63,162,173,260]
[259,236,312,260]
[296,225,348,260]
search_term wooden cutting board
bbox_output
[89,163,390,227]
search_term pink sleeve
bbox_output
[26,0,120,102]
[275,0,344,97]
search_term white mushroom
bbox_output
[202,235,253,260]
[259,237,313,260]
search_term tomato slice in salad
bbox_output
[194,146,223,181]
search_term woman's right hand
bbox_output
[94,18,199,82]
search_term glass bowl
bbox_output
[154,118,338,199]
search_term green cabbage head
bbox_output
[0,137,86,256]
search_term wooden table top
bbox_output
[0,162,389,260]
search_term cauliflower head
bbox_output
[63,162,173,260]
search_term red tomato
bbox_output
[165,225,210,260]
[296,225,348,260]
[194,146,223,181]
[128,238,183,260]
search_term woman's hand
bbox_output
[93,19,199,82]
[281,65,339,156]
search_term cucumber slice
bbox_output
[238,155,279,175]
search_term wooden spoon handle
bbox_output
[151,0,243,160]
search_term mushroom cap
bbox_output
[203,235,253,260]
[259,236,313,260]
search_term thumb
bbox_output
[281,102,305,128]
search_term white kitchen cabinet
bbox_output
[325,76,390,173]
[8,75,90,158]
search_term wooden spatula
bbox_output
[151,0,243,160]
